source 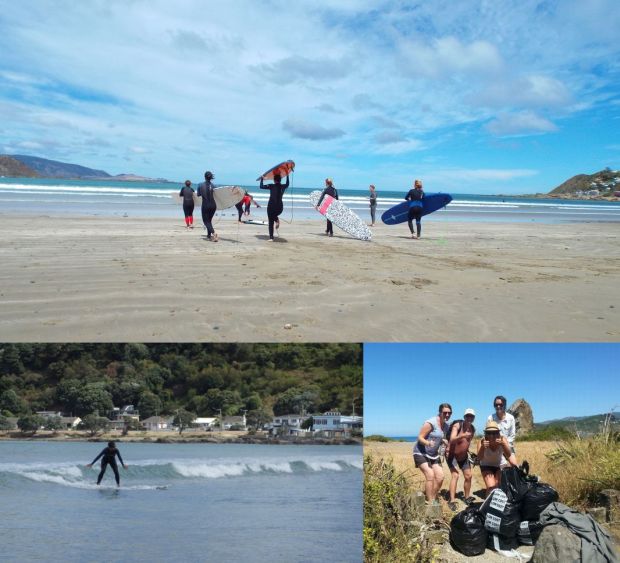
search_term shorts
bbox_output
[447,455,471,471]
[414,453,440,468]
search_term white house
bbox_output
[270,414,312,436]
[312,411,363,437]
[60,416,81,429]
[141,416,174,431]
[222,414,247,430]
[193,417,217,430]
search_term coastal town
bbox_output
[0,404,363,442]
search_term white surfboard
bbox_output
[171,186,244,210]
[309,190,372,241]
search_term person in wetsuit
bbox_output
[369,184,377,226]
[179,180,195,229]
[316,178,338,237]
[235,191,261,222]
[197,170,218,241]
[405,179,424,239]
[259,172,289,241]
[87,441,127,486]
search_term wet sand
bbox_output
[0,213,617,341]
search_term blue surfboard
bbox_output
[381,193,452,225]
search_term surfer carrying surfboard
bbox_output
[179,180,195,229]
[316,178,339,237]
[197,171,219,242]
[259,172,289,241]
[405,179,425,239]
[87,441,127,487]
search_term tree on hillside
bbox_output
[273,387,320,415]
[0,344,25,374]
[74,384,114,416]
[0,415,14,431]
[137,391,162,420]
[0,389,27,416]
[78,414,110,436]
[43,415,63,434]
[18,414,44,434]
[173,409,196,434]
[246,408,273,430]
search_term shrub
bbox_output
[364,454,435,562]
[545,414,620,508]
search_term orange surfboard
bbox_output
[256,160,295,181]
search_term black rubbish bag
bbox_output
[487,532,519,551]
[449,507,488,556]
[499,465,532,504]
[516,520,544,546]
[520,482,559,521]
[479,488,521,537]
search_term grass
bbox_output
[364,454,439,562]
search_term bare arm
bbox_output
[417,422,433,447]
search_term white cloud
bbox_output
[282,119,345,140]
[486,111,559,136]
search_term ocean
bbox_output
[0,441,362,563]
[1,177,619,223]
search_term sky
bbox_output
[0,1,619,193]
[363,343,619,436]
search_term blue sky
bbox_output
[0,1,619,193]
[364,343,619,436]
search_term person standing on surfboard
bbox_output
[369,184,377,227]
[405,179,424,239]
[197,171,218,242]
[259,173,289,241]
[179,180,195,229]
[316,178,339,237]
[87,441,127,487]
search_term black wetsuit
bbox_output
[317,185,338,235]
[260,176,289,239]
[179,186,195,218]
[235,201,244,221]
[197,180,217,237]
[405,188,424,237]
[91,446,124,486]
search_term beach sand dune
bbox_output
[0,214,617,341]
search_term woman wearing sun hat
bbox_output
[446,408,477,510]
[478,420,518,497]
[413,403,452,503]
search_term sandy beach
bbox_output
[0,213,617,342]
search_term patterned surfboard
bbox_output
[309,190,372,241]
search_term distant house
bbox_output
[60,416,81,429]
[312,411,363,438]
[222,414,247,430]
[586,189,600,197]
[193,417,217,430]
[141,416,174,431]
[269,414,311,436]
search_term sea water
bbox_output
[0,441,362,563]
[1,177,619,223]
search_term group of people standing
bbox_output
[178,170,428,241]
[413,396,517,511]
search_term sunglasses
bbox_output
[494,404,504,408]
[442,411,452,415]
[485,432,500,437]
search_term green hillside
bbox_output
[549,167,620,196]
[0,344,362,421]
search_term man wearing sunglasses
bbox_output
[487,395,516,465]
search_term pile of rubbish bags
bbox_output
[450,464,558,556]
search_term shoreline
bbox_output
[0,430,362,446]
[1,213,617,342]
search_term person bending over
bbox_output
[87,441,127,487]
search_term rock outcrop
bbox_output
[508,398,534,436]
[0,155,39,177]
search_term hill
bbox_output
[0,343,362,421]
[0,155,170,182]
[0,156,40,177]
[536,412,617,434]
[7,155,111,179]
[550,167,620,196]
